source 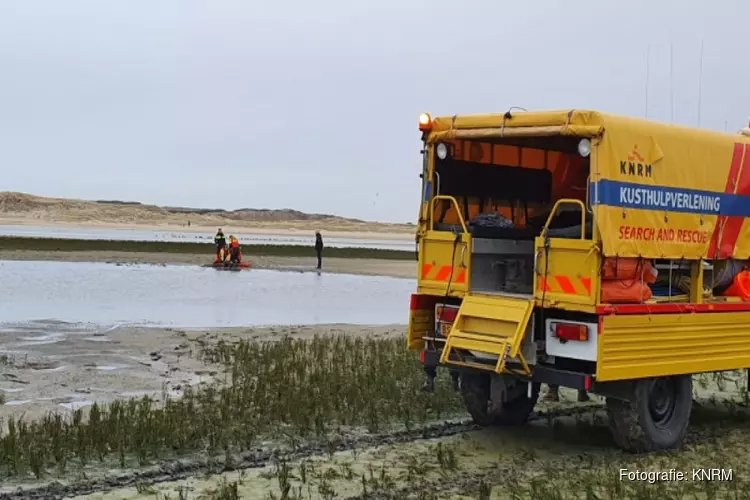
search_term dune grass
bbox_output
[0,335,461,480]
[3,334,750,498]
[0,236,415,260]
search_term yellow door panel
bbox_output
[534,236,600,309]
[419,230,471,296]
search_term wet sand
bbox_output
[0,323,405,424]
[0,250,417,278]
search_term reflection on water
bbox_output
[0,224,414,251]
[0,260,415,327]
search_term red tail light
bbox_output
[410,294,419,311]
[553,322,589,342]
[436,305,457,323]
[411,294,432,311]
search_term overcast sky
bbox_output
[1,1,747,223]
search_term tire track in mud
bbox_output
[1,405,604,500]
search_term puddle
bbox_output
[18,334,64,345]
[4,399,32,406]
[0,388,25,393]
[36,365,67,372]
[119,390,151,398]
[84,336,112,342]
[1,320,100,335]
[58,400,93,411]
[0,261,414,327]
[94,365,121,371]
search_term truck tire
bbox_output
[460,373,496,426]
[497,381,540,426]
[606,375,692,452]
[460,374,540,426]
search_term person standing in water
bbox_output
[315,231,323,269]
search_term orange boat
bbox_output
[210,235,252,270]
[210,251,252,270]
[210,260,252,270]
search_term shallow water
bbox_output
[0,224,414,250]
[0,260,415,327]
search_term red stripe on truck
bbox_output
[708,143,745,258]
[718,144,750,258]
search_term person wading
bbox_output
[315,231,323,269]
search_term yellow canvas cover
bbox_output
[425,110,750,260]
[592,114,750,260]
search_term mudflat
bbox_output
[0,323,405,425]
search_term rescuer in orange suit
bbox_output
[228,235,241,263]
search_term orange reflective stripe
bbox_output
[539,276,552,292]
[555,276,577,295]
[423,266,592,295]
[422,265,467,283]
[455,269,466,284]
[539,275,592,296]
[581,277,592,295]
[434,266,452,281]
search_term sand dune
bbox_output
[0,192,415,235]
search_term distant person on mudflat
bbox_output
[315,231,323,269]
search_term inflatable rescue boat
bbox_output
[209,260,252,270]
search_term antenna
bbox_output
[670,43,674,123]
[645,44,650,118]
[697,40,704,127]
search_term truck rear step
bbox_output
[439,293,534,375]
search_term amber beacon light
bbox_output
[418,112,432,131]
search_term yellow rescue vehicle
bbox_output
[408,109,750,452]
